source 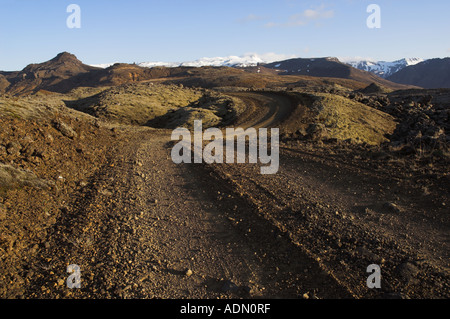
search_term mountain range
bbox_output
[90,54,450,88]
[91,54,293,69]
[92,54,424,76]
[387,58,450,89]
[1,52,449,95]
[342,58,424,78]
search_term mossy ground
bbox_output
[308,93,397,145]
[63,83,242,129]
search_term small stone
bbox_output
[53,119,77,139]
[99,189,113,196]
[0,204,6,220]
[221,280,239,293]
[185,269,193,277]
[384,202,403,213]
[302,293,310,299]
[396,262,419,284]
[6,142,21,155]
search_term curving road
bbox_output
[23,91,448,299]
[227,92,297,129]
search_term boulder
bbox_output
[0,163,53,189]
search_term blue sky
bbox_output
[0,0,449,70]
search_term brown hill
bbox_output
[162,66,411,92]
[387,58,450,89]
[4,52,99,95]
[264,57,415,90]
[68,63,188,89]
[1,53,191,95]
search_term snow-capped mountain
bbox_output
[90,62,119,69]
[139,54,266,68]
[91,55,426,80]
[91,53,297,69]
[342,58,424,78]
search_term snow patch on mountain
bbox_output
[340,58,425,78]
[139,53,298,68]
[90,62,119,69]
[91,53,298,69]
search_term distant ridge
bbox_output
[343,58,424,78]
[0,52,419,95]
[92,54,297,69]
[106,55,417,89]
[263,57,413,89]
[387,58,450,89]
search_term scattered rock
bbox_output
[52,119,77,139]
[185,269,193,277]
[0,203,6,220]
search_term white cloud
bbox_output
[266,4,334,28]
[247,52,299,63]
[264,22,277,28]
[338,56,377,63]
[237,14,266,24]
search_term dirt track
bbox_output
[19,92,449,299]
